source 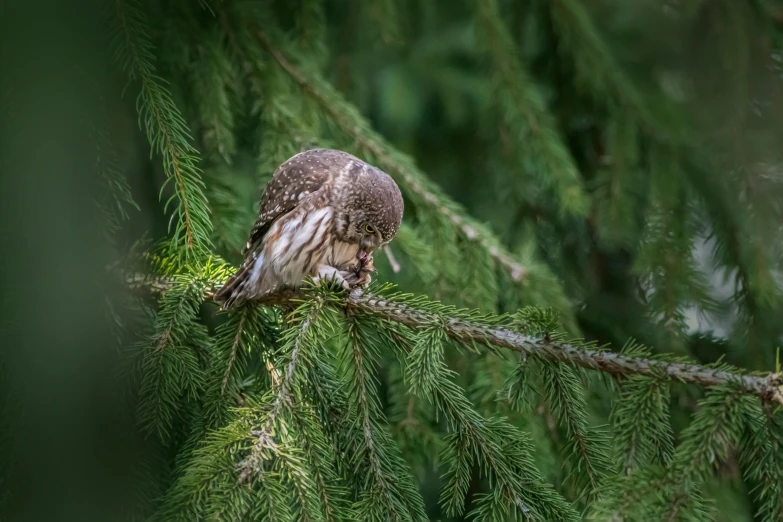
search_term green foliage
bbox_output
[590,384,755,521]
[132,270,212,439]
[611,375,674,473]
[476,0,588,218]
[740,404,783,521]
[502,308,612,506]
[341,315,428,521]
[538,362,612,499]
[112,0,213,257]
[43,0,783,520]
[203,304,278,428]
[116,262,783,521]
[401,321,579,520]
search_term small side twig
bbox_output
[236,306,315,482]
[383,245,401,273]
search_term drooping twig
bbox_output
[236,304,316,482]
[126,273,783,404]
[383,246,401,273]
[113,0,212,252]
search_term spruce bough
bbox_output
[125,269,783,520]
[69,0,783,520]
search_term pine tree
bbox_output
[2,0,783,520]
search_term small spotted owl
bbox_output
[214,148,404,308]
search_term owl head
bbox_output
[333,160,404,253]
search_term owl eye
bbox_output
[364,224,375,234]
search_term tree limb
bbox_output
[351,293,783,404]
[125,273,783,404]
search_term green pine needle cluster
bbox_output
[112,0,213,257]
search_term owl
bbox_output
[214,148,404,308]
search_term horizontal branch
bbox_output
[126,274,783,404]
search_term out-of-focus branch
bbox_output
[127,273,783,405]
[382,246,401,273]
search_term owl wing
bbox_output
[243,151,337,254]
[216,149,360,308]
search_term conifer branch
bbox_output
[112,0,212,253]
[740,404,783,521]
[291,413,347,522]
[204,305,273,428]
[549,0,647,118]
[127,274,783,404]
[654,386,751,518]
[237,305,316,483]
[221,311,247,394]
[191,30,238,164]
[296,0,328,68]
[92,114,140,240]
[611,376,674,474]
[253,29,529,282]
[539,363,611,496]
[400,323,577,519]
[346,323,389,490]
[134,273,210,439]
[342,316,429,521]
[475,0,588,217]
[350,291,783,404]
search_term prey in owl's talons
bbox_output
[346,250,377,288]
[341,250,376,288]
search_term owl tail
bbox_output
[214,252,264,309]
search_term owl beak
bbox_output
[359,238,374,253]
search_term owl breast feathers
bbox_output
[214,149,404,308]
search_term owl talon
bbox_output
[341,271,371,288]
[314,250,378,293]
[313,265,351,290]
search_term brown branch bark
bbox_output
[126,273,783,405]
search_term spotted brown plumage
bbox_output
[214,148,404,308]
